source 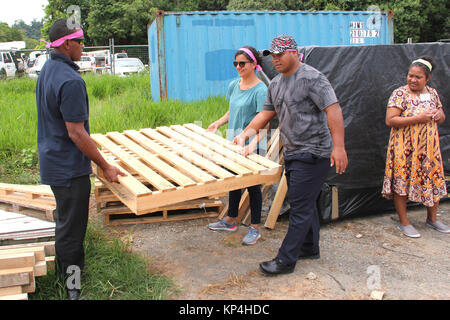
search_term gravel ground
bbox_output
[102,199,450,300]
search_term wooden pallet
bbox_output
[0,241,55,300]
[101,199,223,226]
[91,123,282,215]
[95,182,221,225]
[0,183,56,222]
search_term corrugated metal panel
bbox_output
[148,10,394,101]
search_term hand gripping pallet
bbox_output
[91,123,282,215]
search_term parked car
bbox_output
[111,58,145,76]
[26,53,49,78]
[0,51,17,78]
[75,55,95,73]
[26,51,46,68]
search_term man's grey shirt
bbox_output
[263,63,338,158]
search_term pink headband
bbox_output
[41,29,84,49]
[238,47,263,71]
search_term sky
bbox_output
[0,0,49,26]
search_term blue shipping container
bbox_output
[148,10,394,102]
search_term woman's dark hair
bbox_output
[410,56,436,79]
[49,18,77,42]
[235,46,262,69]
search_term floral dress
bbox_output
[382,85,447,207]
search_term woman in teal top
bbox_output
[207,46,268,245]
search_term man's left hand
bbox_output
[330,147,348,174]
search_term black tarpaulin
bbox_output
[260,43,450,223]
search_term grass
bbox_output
[0,73,228,184]
[29,223,177,300]
[0,73,228,299]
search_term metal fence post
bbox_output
[109,38,115,75]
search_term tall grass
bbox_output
[0,73,228,184]
[0,73,228,154]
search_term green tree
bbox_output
[42,0,91,44]
[13,19,44,40]
[0,23,25,42]
[227,0,286,10]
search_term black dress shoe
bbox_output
[298,252,320,260]
[259,258,295,276]
[66,289,81,300]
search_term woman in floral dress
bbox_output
[382,56,448,238]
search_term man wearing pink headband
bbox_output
[36,19,125,300]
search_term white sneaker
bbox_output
[397,224,421,238]
[426,220,450,233]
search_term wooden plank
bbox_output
[0,241,55,256]
[185,123,281,170]
[0,183,53,197]
[95,149,151,199]
[172,125,267,172]
[0,215,55,236]
[0,246,45,262]
[107,131,197,187]
[102,198,222,225]
[264,172,288,229]
[106,211,220,226]
[0,293,28,300]
[92,134,176,192]
[331,186,339,220]
[100,197,223,215]
[0,252,35,271]
[124,130,216,183]
[45,256,55,271]
[0,267,32,288]
[141,128,235,179]
[34,261,47,277]
[157,126,253,176]
[0,285,22,296]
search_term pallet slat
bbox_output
[124,129,217,183]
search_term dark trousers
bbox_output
[228,185,262,225]
[50,175,91,280]
[276,153,330,265]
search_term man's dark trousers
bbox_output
[51,175,91,279]
[276,153,330,266]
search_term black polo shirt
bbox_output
[36,52,92,187]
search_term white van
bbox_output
[0,51,17,78]
[26,53,50,79]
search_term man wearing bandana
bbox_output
[234,35,348,276]
[36,19,125,299]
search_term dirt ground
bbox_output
[95,199,450,300]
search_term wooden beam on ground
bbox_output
[0,293,28,300]
[264,172,288,229]
[331,186,339,220]
[0,266,33,289]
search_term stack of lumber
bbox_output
[0,241,55,300]
[0,183,56,222]
[90,123,282,224]
[0,210,55,246]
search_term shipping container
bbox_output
[148,10,394,102]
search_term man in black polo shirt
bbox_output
[37,19,125,300]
